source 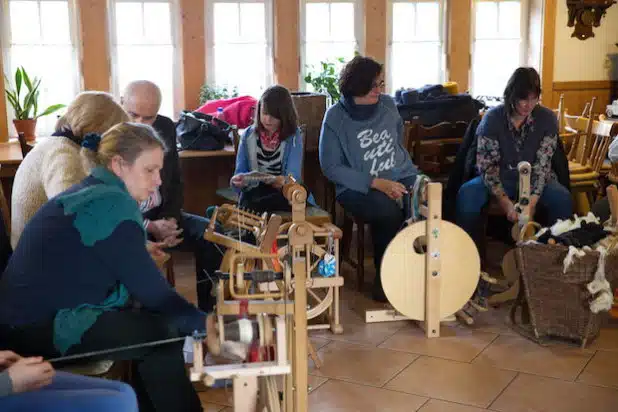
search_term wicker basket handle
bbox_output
[518,221,542,243]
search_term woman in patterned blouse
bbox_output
[456,67,573,245]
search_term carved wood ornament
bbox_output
[567,0,616,40]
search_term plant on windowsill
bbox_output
[4,66,65,142]
[303,57,346,106]
[199,84,239,105]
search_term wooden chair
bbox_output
[405,120,468,179]
[570,117,617,213]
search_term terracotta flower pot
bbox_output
[13,119,37,142]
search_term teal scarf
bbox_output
[53,166,145,355]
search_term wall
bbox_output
[551,2,618,114]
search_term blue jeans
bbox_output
[456,176,573,247]
[170,212,223,312]
[337,175,417,301]
[0,371,137,412]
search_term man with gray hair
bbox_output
[121,80,220,312]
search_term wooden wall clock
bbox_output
[567,0,616,40]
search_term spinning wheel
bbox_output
[381,220,481,321]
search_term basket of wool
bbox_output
[513,213,618,348]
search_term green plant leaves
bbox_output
[304,57,346,105]
[4,66,65,120]
[199,84,239,104]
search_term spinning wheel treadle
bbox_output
[381,220,481,321]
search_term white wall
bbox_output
[553,3,618,82]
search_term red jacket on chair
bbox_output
[196,96,257,129]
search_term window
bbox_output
[471,0,527,98]
[388,0,445,93]
[109,0,178,119]
[301,0,362,87]
[206,0,273,98]
[1,0,80,135]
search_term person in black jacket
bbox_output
[121,80,220,312]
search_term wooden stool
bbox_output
[341,210,366,291]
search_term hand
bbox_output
[231,174,244,188]
[498,195,519,222]
[0,351,21,370]
[7,357,55,394]
[148,218,182,241]
[270,176,285,189]
[371,178,408,200]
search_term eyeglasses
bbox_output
[372,80,385,89]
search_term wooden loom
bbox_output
[192,178,338,411]
[365,181,481,336]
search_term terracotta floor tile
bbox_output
[312,305,407,346]
[308,379,428,412]
[577,350,618,388]
[490,373,618,412]
[379,323,497,362]
[419,399,493,412]
[384,356,516,408]
[472,334,594,380]
[589,325,618,352]
[310,340,418,387]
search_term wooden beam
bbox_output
[180,0,206,110]
[363,0,387,64]
[540,0,557,108]
[0,47,9,142]
[273,0,300,90]
[77,0,110,91]
[447,0,472,92]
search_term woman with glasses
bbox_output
[318,55,419,302]
[456,67,573,243]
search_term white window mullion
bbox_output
[1,0,81,136]
[301,0,360,90]
[109,0,179,119]
[471,0,528,98]
[387,0,445,93]
[206,0,273,99]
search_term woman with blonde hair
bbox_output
[10,91,129,248]
[0,123,206,412]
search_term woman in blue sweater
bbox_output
[319,56,418,302]
[231,85,313,213]
[0,123,206,412]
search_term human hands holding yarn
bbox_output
[231,174,245,188]
[149,218,183,248]
[0,350,21,369]
[270,176,286,189]
[7,357,55,394]
[498,195,519,222]
[372,178,408,200]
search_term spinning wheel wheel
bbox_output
[277,243,334,320]
[381,220,481,321]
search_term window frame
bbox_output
[470,0,530,97]
[107,0,182,119]
[299,0,364,89]
[386,0,447,93]
[204,0,274,97]
[0,0,82,129]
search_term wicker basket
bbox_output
[515,239,617,348]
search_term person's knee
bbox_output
[541,182,573,219]
[456,178,489,217]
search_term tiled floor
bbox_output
[171,248,618,412]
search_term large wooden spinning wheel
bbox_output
[381,220,481,320]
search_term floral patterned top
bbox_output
[476,109,557,198]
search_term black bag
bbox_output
[176,110,232,151]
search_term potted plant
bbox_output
[4,66,65,142]
[303,57,346,106]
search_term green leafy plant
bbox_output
[4,66,65,120]
[304,57,346,105]
[199,84,239,104]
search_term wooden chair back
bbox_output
[588,119,618,173]
[564,97,597,163]
[406,120,469,176]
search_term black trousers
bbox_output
[239,183,291,214]
[0,310,203,412]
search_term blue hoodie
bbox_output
[319,94,418,196]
